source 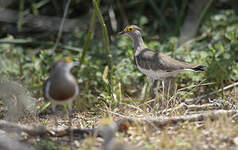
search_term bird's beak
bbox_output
[118,30,125,35]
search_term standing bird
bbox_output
[44,57,79,144]
[119,25,205,100]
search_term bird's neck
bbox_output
[51,68,71,77]
[133,35,146,55]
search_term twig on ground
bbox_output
[0,119,131,139]
[185,82,238,103]
[146,109,238,127]
[211,98,238,109]
[0,110,237,139]
[101,109,238,129]
[185,103,221,111]
[0,120,95,138]
[51,119,131,138]
[99,108,238,129]
[0,120,47,136]
[99,107,131,119]
[119,102,144,112]
[177,81,215,92]
[159,102,221,114]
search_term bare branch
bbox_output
[52,0,72,51]
[0,120,47,136]
[142,109,238,127]
[159,102,222,114]
[185,82,238,104]
[0,8,87,32]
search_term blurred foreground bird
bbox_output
[44,57,79,144]
[97,121,143,150]
[119,25,205,99]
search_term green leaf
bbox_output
[37,101,51,114]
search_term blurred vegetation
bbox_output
[0,0,237,112]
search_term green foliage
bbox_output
[195,10,238,88]
[0,2,237,111]
[0,1,238,149]
[35,139,69,150]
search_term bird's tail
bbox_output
[192,65,206,71]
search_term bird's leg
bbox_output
[147,77,163,109]
[163,77,176,108]
[68,103,73,149]
[147,77,154,87]
[162,80,165,96]
[161,80,166,108]
[147,77,155,98]
[153,80,160,97]
[150,78,160,101]
[153,80,162,109]
[51,102,59,149]
[147,77,158,109]
[51,102,58,128]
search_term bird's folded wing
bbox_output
[135,48,197,72]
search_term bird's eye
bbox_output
[128,27,133,31]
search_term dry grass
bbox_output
[1,86,238,150]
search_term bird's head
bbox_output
[119,25,142,39]
[50,57,77,73]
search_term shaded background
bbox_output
[0,0,237,111]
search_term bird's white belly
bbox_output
[137,65,176,79]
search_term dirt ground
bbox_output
[1,87,238,150]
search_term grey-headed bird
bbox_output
[119,25,205,99]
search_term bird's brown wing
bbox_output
[135,48,197,72]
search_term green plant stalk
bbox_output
[17,0,25,32]
[79,6,98,68]
[37,101,51,114]
[26,0,50,16]
[93,0,113,97]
